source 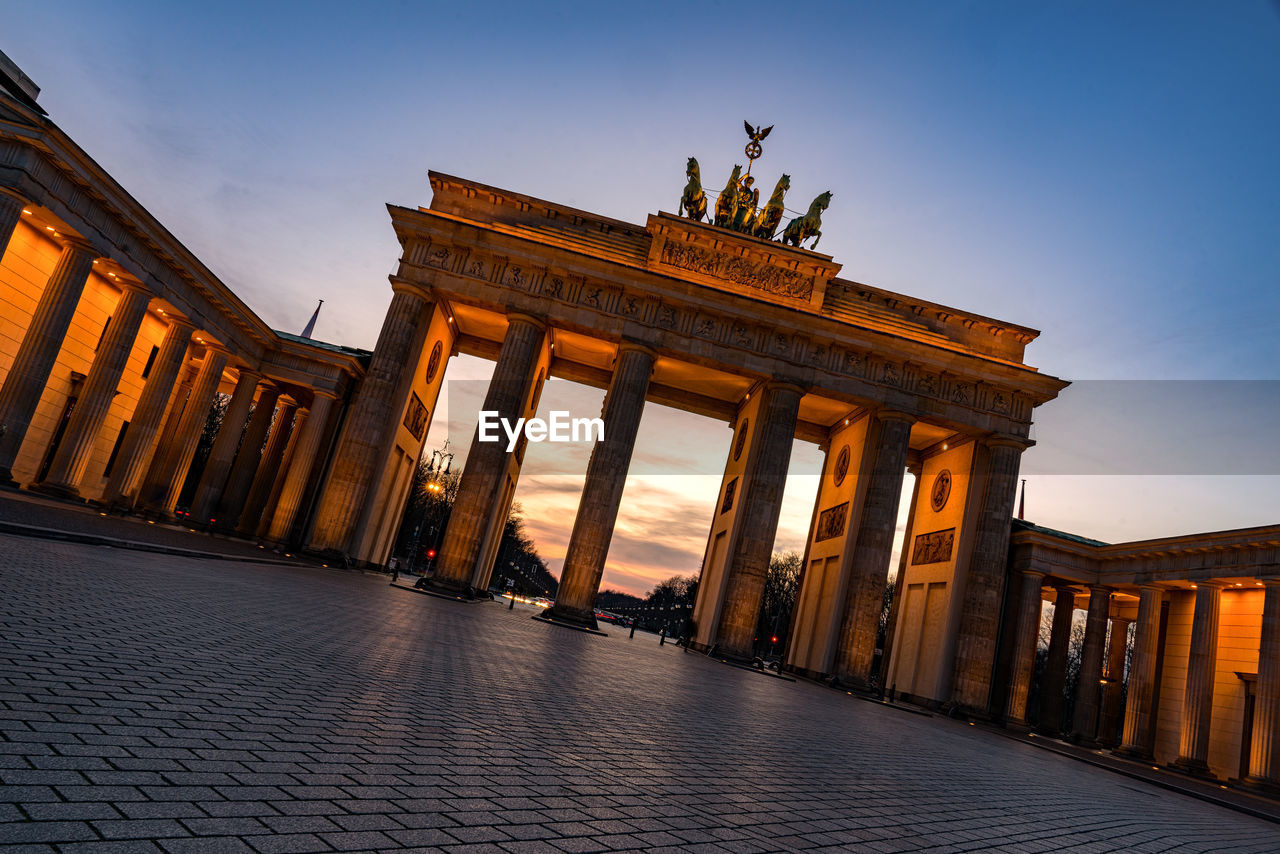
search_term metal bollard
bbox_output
[629,620,636,639]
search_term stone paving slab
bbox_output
[0,533,1276,852]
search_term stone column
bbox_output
[1038,585,1077,735]
[833,411,913,688]
[188,369,260,523]
[0,235,98,485]
[239,399,295,536]
[1005,571,1046,725]
[255,405,305,538]
[309,286,428,552]
[215,384,280,530]
[1118,584,1164,759]
[102,319,193,508]
[714,382,803,660]
[140,347,228,514]
[544,344,654,628]
[949,437,1026,714]
[1173,582,1223,774]
[34,284,152,497]
[265,392,334,543]
[1247,579,1280,790]
[1072,585,1113,744]
[1099,617,1131,747]
[0,188,27,261]
[433,315,547,593]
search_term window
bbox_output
[141,345,159,379]
[103,421,129,477]
[96,315,112,351]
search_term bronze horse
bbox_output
[753,174,790,240]
[781,191,832,250]
[678,157,707,222]
[713,165,741,228]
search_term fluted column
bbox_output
[1005,571,1046,724]
[36,284,152,497]
[714,382,803,660]
[102,319,193,508]
[240,400,295,536]
[1246,580,1280,789]
[545,344,654,628]
[833,411,913,688]
[254,404,305,538]
[266,392,334,543]
[188,369,260,523]
[216,385,280,530]
[1073,585,1113,744]
[950,437,1026,714]
[1038,585,1077,735]
[1173,582,1223,774]
[1118,584,1164,758]
[433,315,547,592]
[0,188,26,261]
[0,235,98,485]
[309,286,429,552]
[1099,616,1131,747]
[140,347,228,514]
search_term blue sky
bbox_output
[7,2,1279,593]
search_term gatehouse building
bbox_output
[1,51,1275,791]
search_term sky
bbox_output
[6,1,1279,595]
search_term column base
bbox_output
[26,481,84,502]
[1240,775,1280,797]
[1113,745,1155,761]
[538,604,599,632]
[0,472,22,490]
[827,673,877,696]
[413,574,487,601]
[1169,756,1214,777]
[533,609,608,636]
[1066,732,1102,749]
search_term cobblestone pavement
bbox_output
[1,535,1274,853]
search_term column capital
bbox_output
[763,378,808,397]
[615,340,659,361]
[1021,569,1047,583]
[114,277,151,296]
[875,408,916,426]
[233,367,263,383]
[58,233,100,257]
[506,312,547,330]
[197,338,229,356]
[0,186,28,205]
[1192,579,1227,590]
[389,279,431,302]
[310,388,341,402]
[1088,583,1115,595]
[984,434,1032,452]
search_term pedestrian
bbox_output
[389,556,399,583]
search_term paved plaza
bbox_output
[0,534,1274,853]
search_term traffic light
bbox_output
[426,549,436,559]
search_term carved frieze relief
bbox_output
[402,236,1031,429]
[659,240,816,301]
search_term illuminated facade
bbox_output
[2,51,1276,790]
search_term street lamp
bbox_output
[408,443,453,574]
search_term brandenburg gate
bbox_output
[305,167,1068,716]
